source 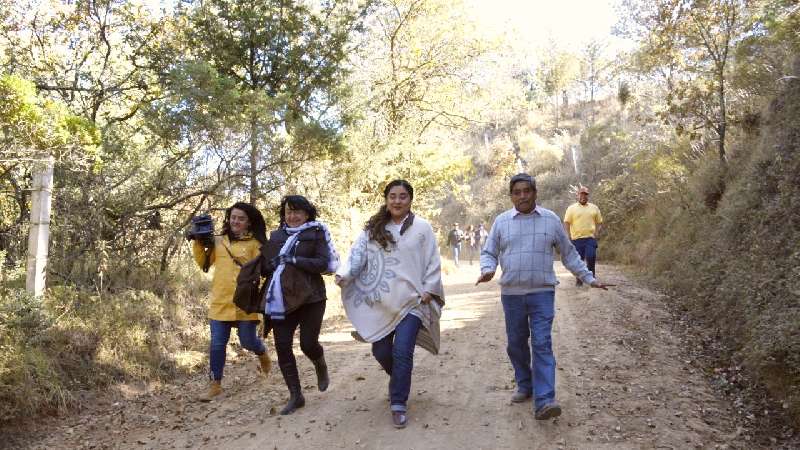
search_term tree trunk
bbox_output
[554,95,559,131]
[717,71,727,163]
[249,116,259,205]
[159,233,176,274]
[589,73,596,125]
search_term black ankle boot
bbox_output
[312,355,329,392]
[280,387,305,415]
[279,363,305,415]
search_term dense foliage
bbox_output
[0,0,797,426]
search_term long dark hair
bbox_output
[222,202,267,245]
[364,179,414,251]
[279,195,318,226]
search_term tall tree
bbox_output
[536,43,579,132]
[620,0,754,163]
[578,39,612,125]
[321,0,488,218]
[182,0,364,204]
[0,0,180,284]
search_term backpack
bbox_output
[234,256,266,314]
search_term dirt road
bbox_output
[20,263,743,449]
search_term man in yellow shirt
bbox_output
[563,187,603,286]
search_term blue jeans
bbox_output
[571,237,597,276]
[500,292,556,410]
[371,314,422,413]
[209,320,265,381]
[451,245,461,267]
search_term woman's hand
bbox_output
[270,254,294,268]
[334,274,345,287]
[421,292,433,304]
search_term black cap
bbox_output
[509,173,536,193]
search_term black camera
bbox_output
[186,214,215,247]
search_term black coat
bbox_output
[260,226,329,315]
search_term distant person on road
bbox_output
[563,186,603,286]
[190,202,271,402]
[447,222,464,267]
[259,195,339,415]
[335,179,444,429]
[476,173,608,420]
[465,224,477,265]
[475,223,488,251]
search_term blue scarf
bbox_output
[265,221,339,319]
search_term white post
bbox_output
[25,155,54,296]
[571,145,579,175]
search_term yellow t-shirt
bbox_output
[564,202,603,240]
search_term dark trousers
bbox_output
[371,314,422,413]
[571,237,597,276]
[272,301,326,384]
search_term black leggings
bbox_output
[272,301,326,373]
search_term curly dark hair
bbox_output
[364,179,414,251]
[222,202,267,245]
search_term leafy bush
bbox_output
[603,70,800,423]
[0,258,209,423]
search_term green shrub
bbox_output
[0,258,210,423]
[603,74,800,424]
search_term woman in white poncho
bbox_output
[335,179,444,429]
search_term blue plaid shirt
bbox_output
[480,205,596,295]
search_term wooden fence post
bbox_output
[25,155,54,296]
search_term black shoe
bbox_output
[280,391,305,415]
[575,279,583,287]
[312,355,330,392]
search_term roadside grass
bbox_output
[0,259,209,424]
[601,73,800,426]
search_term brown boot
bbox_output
[258,352,272,378]
[198,380,222,402]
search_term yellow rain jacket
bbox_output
[193,234,262,321]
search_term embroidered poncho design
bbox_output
[337,215,444,354]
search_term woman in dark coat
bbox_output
[260,195,338,415]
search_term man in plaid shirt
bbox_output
[477,173,608,420]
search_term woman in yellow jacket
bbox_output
[192,202,271,401]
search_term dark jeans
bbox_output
[209,320,265,381]
[468,244,479,264]
[371,314,422,413]
[571,237,597,276]
[501,292,556,411]
[272,301,326,376]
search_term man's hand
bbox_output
[590,280,611,290]
[476,271,495,286]
[421,292,433,304]
[334,274,345,287]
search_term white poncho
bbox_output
[336,214,444,354]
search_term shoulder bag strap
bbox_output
[221,239,245,268]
